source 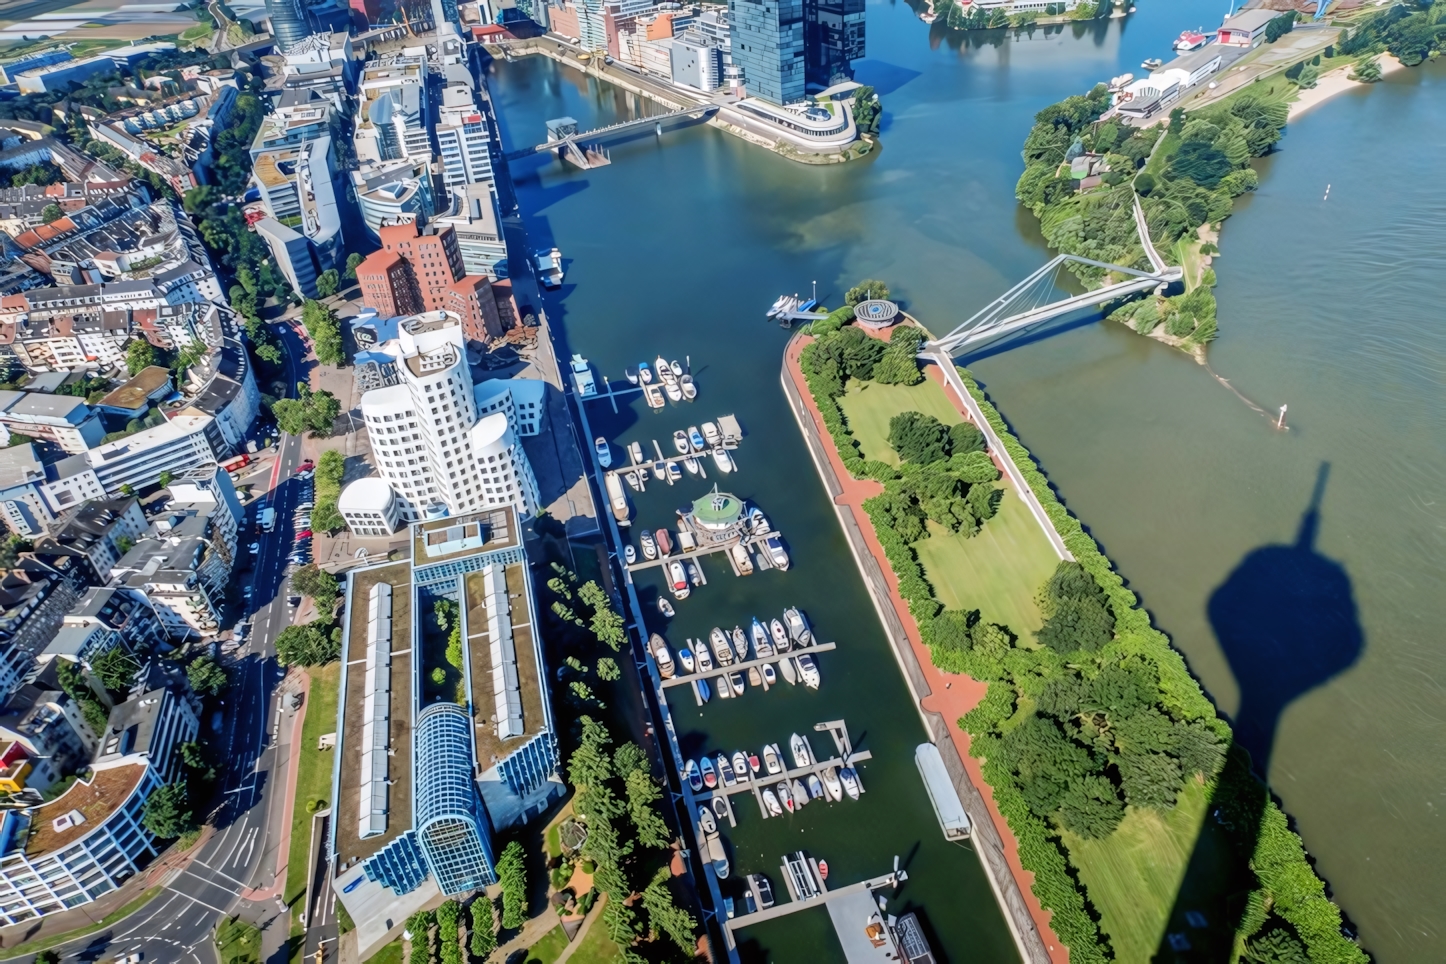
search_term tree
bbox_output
[275,623,339,666]
[93,648,140,695]
[141,781,193,838]
[872,326,925,386]
[596,656,619,681]
[126,338,157,375]
[316,448,345,487]
[180,740,208,770]
[307,389,341,435]
[158,470,174,489]
[120,483,134,496]
[187,655,228,696]
[302,300,344,366]
[1244,923,1310,964]
[496,841,527,929]
[1036,561,1115,654]
[291,564,339,610]
[845,279,889,306]
[1263,11,1295,43]
[850,85,881,136]
[0,533,31,568]
[344,252,364,280]
[641,868,697,953]
[888,411,951,465]
[40,203,63,224]
[1350,56,1383,83]
[624,768,672,849]
[315,269,339,298]
[468,899,497,958]
[310,497,344,533]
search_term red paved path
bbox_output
[784,335,1070,964]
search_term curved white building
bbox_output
[339,477,403,536]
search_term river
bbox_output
[487,2,1446,959]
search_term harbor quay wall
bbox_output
[780,335,1061,964]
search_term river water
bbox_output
[488,2,1446,959]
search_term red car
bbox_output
[296,460,314,474]
[295,530,313,539]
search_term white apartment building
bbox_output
[473,377,546,436]
[109,527,229,640]
[350,312,539,525]
[40,416,228,504]
[337,476,403,536]
[0,392,106,454]
[435,84,495,190]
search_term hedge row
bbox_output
[952,367,1366,964]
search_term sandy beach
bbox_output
[1288,53,1408,119]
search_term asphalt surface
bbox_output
[12,326,313,964]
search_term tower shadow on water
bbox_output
[1153,462,1364,962]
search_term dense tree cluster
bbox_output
[291,564,339,611]
[272,382,341,437]
[302,300,345,366]
[871,325,926,385]
[1340,1,1446,66]
[850,86,882,136]
[141,781,193,839]
[275,622,340,666]
[186,654,228,697]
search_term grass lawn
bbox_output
[912,487,1059,635]
[370,941,403,964]
[284,662,340,907]
[1061,779,1232,963]
[838,379,965,464]
[216,917,264,964]
[523,925,571,964]
[568,903,623,964]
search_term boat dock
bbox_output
[686,721,868,825]
[624,532,768,576]
[661,642,837,691]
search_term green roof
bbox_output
[692,489,742,528]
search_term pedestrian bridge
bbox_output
[503,104,718,164]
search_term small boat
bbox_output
[765,536,789,571]
[730,543,753,575]
[681,378,697,401]
[670,359,683,377]
[624,545,636,564]
[698,805,716,834]
[651,461,666,481]
[710,628,734,666]
[707,832,729,878]
[748,506,770,534]
[685,759,701,791]
[683,456,701,475]
[695,677,711,702]
[625,365,640,385]
[650,634,675,679]
[624,470,642,492]
[770,619,789,654]
[750,619,770,658]
[594,437,611,467]
[701,421,721,446]
[728,672,745,696]
[700,756,718,789]
[791,779,809,808]
[656,528,673,557]
[840,767,861,800]
[822,767,843,802]
[688,426,706,451]
[1174,29,1207,51]
[669,561,690,599]
[790,733,812,769]
[779,657,798,685]
[785,607,812,646]
[640,530,657,560]
[732,751,750,781]
[776,781,794,812]
[748,752,761,776]
[569,353,593,395]
[767,294,790,318]
[712,447,734,474]
[754,874,776,909]
[715,673,731,699]
[606,473,630,528]
[655,356,672,382]
[679,646,695,673]
[629,441,644,464]
[762,788,783,817]
[695,640,714,672]
[664,381,683,403]
[807,774,824,800]
[658,597,674,617]
[731,626,748,662]
[763,744,782,775]
[761,663,776,686]
[666,462,682,483]
[688,562,702,586]
[718,753,735,787]
[817,860,829,882]
[673,430,690,455]
[638,362,653,384]
[797,654,820,689]
[1141,56,1163,70]
[644,384,665,409]
[712,796,729,821]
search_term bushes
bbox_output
[496,841,526,929]
[467,900,496,960]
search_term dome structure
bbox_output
[854,299,900,329]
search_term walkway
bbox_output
[781,336,1066,964]
[1133,194,1168,274]
[241,666,309,903]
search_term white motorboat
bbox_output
[685,759,702,791]
[664,381,683,403]
[624,470,642,492]
[658,597,674,617]
[730,626,748,662]
[765,535,789,571]
[680,378,697,401]
[654,356,673,383]
[761,662,776,686]
[718,753,735,787]
[712,447,734,474]
[667,462,682,483]
[668,561,690,599]
[629,441,644,464]
[791,779,809,808]
[784,607,812,646]
[822,767,843,802]
[712,797,729,821]
[624,545,636,565]
[767,294,790,318]
[595,437,611,467]
[701,756,717,788]
[535,247,564,288]
[644,383,665,409]
[679,647,695,673]
[650,634,675,679]
[707,832,729,879]
[840,767,861,800]
[683,457,700,475]
[698,805,716,834]
[673,430,690,455]
[625,365,640,385]
[695,677,710,702]
[701,421,720,446]
[640,530,657,560]
[651,461,666,480]
[688,562,702,586]
[710,627,734,666]
[728,672,745,696]
[762,788,783,817]
[776,781,794,813]
[807,774,825,800]
[638,362,653,385]
[748,506,771,534]
[770,619,789,654]
[695,640,714,672]
[750,619,771,658]
[716,673,731,699]
[796,654,820,689]
[730,543,754,575]
[763,743,782,775]
[670,360,683,377]
[688,426,706,451]
[790,733,812,769]
[732,751,750,781]
[779,656,798,685]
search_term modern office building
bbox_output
[433,184,509,280]
[251,133,343,284]
[349,312,538,524]
[38,415,228,503]
[256,218,323,299]
[0,392,105,454]
[331,506,559,958]
[435,85,495,190]
[352,159,436,242]
[265,0,311,48]
[729,0,805,104]
[338,477,404,536]
[354,56,431,166]
[804,0,865,87]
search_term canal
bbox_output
[487,2,1446,959]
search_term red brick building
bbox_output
[354,218,504,345]
[355,249,421,318]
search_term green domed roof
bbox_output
[692,488,743,529]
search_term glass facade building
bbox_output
[804,0,865,87]
[413,703,496,895]
[728,0,805,105]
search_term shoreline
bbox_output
[1287,53,1407,120]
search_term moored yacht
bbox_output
[765,535,789,571]
[710,627,734,666]
[657,597,674,617]
[770,618,789,654]
[784,607,812,646]
[678,646,695,673]
[594,437,611,467]
[776,781,794,812]
[685,759,701,791]
[732,751,750,781]
[712,447,734,474]
[796,654,820,689]
[750,619,771,658]
[790,733,812,768]
[624,545,636,565]
[701,421,721,446]
[762,788,783,816]
[718,753,735,787]
[688,426,706,451]
[763,743,782,775]
[649,634,675,678]
[673,430,690,454]
[638,361,653,384]
[730,626,748,662]
[694,640,714,672]
[822,766,843,802]
[840,766,861,800]
[656,528,673,557]
[779,656,798,685]
[700,756,717,788]
[761,662,776,686]
[728,671,745,696]
[640,530,657,560]
[668,561,690,599]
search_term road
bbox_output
[7,326,313,964]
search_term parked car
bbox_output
[295,530,313,539]
[249,542,260,553]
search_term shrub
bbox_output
[887,411,951,464]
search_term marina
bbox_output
[618,489,791,588]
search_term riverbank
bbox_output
[1287,53,1407,119]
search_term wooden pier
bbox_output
[684,720,869,823]
[660,643,837,689]
[624,533,769,576]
